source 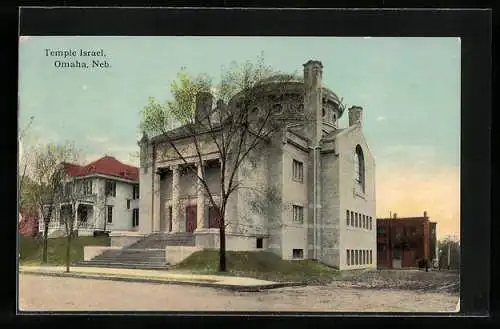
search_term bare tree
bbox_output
[140,55,305,272]
[56,174,85,272]
[29,142,79,264]
[18,116,35,194]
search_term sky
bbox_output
[18,36,460,239]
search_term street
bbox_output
[19,274,459,312]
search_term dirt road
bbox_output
[19,274,459,312]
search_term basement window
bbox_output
[292,248,304,259]
[256,238,263,249]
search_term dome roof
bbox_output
[256,74,342,106]
[257,74,304,84]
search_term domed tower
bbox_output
[226,61,344,142]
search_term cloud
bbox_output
[376,116,386,122]
[376,165,460,240]
[377,144,438,169]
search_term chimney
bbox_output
[195,92,214,123]
[424,211,428,218]
[348,106,363,126]
[393,213,397,219]
[303,60,323,144]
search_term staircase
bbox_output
[128,232,195,249]
[73,232,195,270]
[74,248,169,270]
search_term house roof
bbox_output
[150,123,224,144]
[62,156,139,182]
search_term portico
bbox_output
[151,157,222,235]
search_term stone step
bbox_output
[73,261,170,270]
[80,259,166,265]
[75,258,168,265]
[94,255,165,261]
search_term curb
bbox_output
[20,270,305,292]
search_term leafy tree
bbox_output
[140,55,303,272]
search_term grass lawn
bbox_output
[19,235,110,266]
[172,250,339,284]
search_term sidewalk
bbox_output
[19,266,304,291]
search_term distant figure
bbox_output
[425,259,429,272]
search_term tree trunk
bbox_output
[66,234,71,273]
[219,216,227,272]
[42,221,49,264]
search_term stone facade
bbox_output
[137,60,376,269]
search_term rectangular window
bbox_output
[355,250,359,265]
[105,181,116,197]
[370,250,373,264]
[133,185,140,199]
[132,208,139,227]
[127,199,130,209]
[81,180,92,195]
[350,250,355,265]
[363,250,366,264]
[292,248,304,259]
[256,238,263,249]
[369,217,372,230]
[107,205,113,224]
[347,249,350,265]
[350,212,354,226]
[292,159,304,182]
[355,213,358,227]
[292,205,304,224]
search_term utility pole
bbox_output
[447,240,451,269]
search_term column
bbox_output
[195,161,205,231]
[171,164,180,232]
[73,202,79,232]
[153,170,161,232]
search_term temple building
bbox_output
[113,60,376,269]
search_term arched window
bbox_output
[354,145,365,192]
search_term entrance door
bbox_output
[392,248,402,269]
[185,205,197,233]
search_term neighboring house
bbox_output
[39,156,140,237]
[19,209,39,237]
[119,60,375,270]
[376,211,437,269]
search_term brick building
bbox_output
[377,211,437,268]
[19,209,39,237]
